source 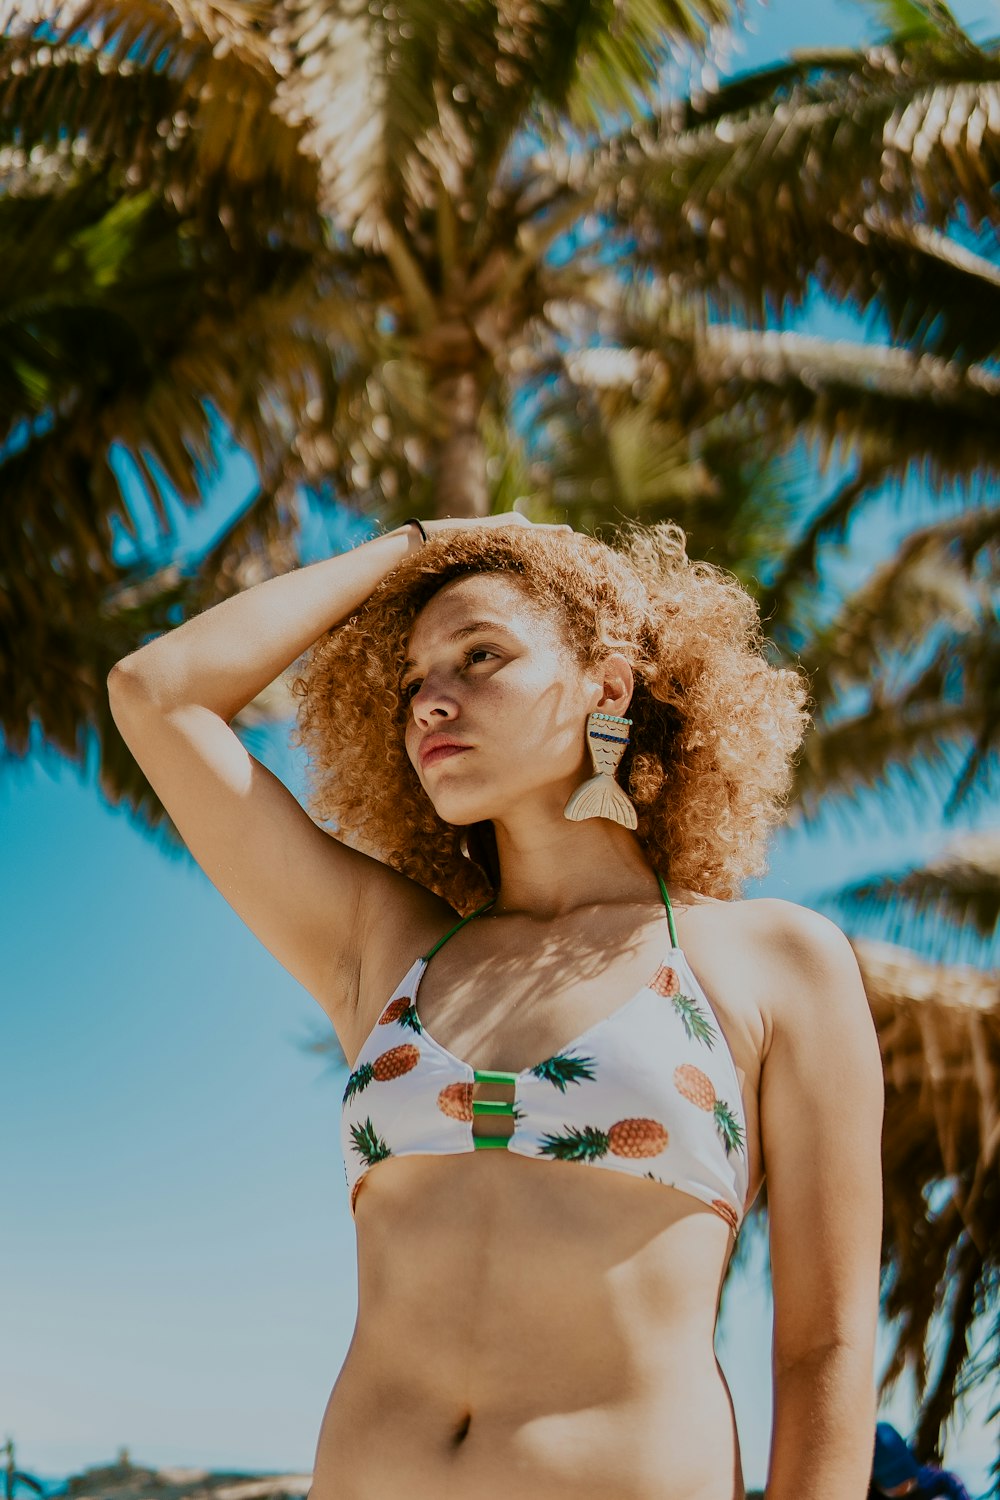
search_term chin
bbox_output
[422,776,501,826]
[428,793,497,827]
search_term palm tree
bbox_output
[3,0,999,1479]
[4,0,1000,792]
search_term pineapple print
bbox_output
[649,965,716,1047]
[378,996,422,1034]
[644,1170,746,1230]
[342,1043,420,1104]
[538,1117,669,1162]
[649,964,681,997]
[437,1082,525,1125]
[711,1199,740,1233]
[530,1050,598,1092]
[438,1081,474,1121]
[348,1116,392,1213]
[673,1063,745,1157]
[670,994,717,1047]
[642,1171,741,1232]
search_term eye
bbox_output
[402,647,497,703]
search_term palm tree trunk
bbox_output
[430,370,489,518]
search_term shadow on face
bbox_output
[401,573,597,827]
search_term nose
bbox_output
[410,675,460,727]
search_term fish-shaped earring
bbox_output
[563,711,638,830]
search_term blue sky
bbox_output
[3,0,999,1493]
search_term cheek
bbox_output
[402,715,420,765]
[484,666,584,757]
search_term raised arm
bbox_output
[107,519,444,1045]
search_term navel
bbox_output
[449,1409,473,1448]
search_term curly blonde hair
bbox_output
[290,522,811,914]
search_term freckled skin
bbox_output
[402,574,593,830]
[311,574,769,1500]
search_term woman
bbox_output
[108,513,885,1500]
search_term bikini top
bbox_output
[340,873,750,1235]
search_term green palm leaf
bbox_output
[795,507,1000,694]
[596,28,1000,339]
[829,831,1000,947]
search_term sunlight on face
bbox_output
[402,573,597,826]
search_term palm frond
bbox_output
[792,558,999,825]
[520,338,801,572]
[530,355,716,520]
[821,214,1000,365]
[829,831,1000,951]
[566,322,1000,485]
[791,699,994,821]
[274,0,735,247]
[0,3,317,223]
[560,0,732,132]
[2,469,306,812]
[796,506,1000,700]
[856,0,973,51]
[754,467,882,634]
[600,46,1000,340]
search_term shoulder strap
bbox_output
[655,870,679,948]
[423,896,496,962]
[425,880,676,960]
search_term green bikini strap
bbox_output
[655,870,679,948]
[423,895,497,962]
[424,877,676,959]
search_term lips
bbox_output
[420,738,472,769]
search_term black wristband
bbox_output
[403,516,428,544]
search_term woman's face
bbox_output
[401,572,605,827]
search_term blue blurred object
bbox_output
[870,1421,974,1499]
[873,1422,922,1489]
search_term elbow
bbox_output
[107,657,140,695]
[773,1340,878,1426]
[108,652,195,719]
[107,655,158,711]
[774,1333,876,1380]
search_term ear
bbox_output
[593,651,634,717]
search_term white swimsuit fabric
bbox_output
[341,943,750,1232]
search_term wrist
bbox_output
[402,516,428,544]
[379,521,425,555]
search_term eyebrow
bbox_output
[402,619,517,673]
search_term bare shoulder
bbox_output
[678,891,871,1048]
[677,887,858,964]
[733,894,862,966]
[730,895,874,1054]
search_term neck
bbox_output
[487,800,661,919]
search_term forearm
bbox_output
[107,524,419,721]
[765,1345,877,1500]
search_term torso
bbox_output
[310,884,770,1500]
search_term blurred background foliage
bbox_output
[1,0,998,1484]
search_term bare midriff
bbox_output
[309,1148,747,1500]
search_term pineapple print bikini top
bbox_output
[341,872,750,1235]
